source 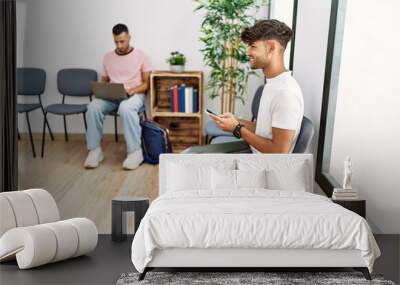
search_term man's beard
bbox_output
[249,55,268,70]
[116,46,131,55]
[117,47,130,54]
[249,59,262,69]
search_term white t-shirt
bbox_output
[251,71,304,153]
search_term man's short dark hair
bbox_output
[241,19,293,49]
[112,24,129,35]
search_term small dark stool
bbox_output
[111,196,149,242]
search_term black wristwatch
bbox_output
[233,123,244,138]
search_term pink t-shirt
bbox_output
[102,48,152,89]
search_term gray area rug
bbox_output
[116,271,396,285]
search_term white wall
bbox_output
[293,0,400,234]
[292,0,332,195]
[329,0,400,234]
[270,0,294,66]
[16,0,267,134]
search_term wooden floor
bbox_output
[18,136,159,234]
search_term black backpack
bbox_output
[140,120,172,164]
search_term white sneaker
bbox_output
[122,148,143,170]
[84,147,104,169]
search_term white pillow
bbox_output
[211,169,268,190]
[167,163,210,191]
[211,168,237,190]
[167,161,235,191]
[236,169,267,189]
[266,162,308,191]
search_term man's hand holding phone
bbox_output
[206,109,239,133]
[205,109,220,118]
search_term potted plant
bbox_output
[195,0,266,113]
[166,51,186,72]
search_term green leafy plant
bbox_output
[195,0,267,113]
[166,51,187,66]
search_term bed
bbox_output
[131,154,380,280]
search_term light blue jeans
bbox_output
[86,94,145,154]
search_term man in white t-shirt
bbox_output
[210,19,304,153]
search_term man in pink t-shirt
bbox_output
[85,24,152,170]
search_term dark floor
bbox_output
[0,235,134,285]
[0,235,398,285]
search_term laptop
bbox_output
[91,82,127,101]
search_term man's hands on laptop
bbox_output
[125,87,136,97]
[209,112,239,132]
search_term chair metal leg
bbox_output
[25,112,36,157]
[114,115,118,142]
[39,97,54,141]
[47,120,54,141]
[63,115,68,141]
[139,110,147,123]
[40,108,54,141]
[41,112,47,158]
[17,128,20,140]
[83,112,87,131]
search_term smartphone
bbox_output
[205,109,219,117]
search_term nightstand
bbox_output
[332,199,366,218]
[111,196,149,242]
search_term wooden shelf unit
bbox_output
[150,71,204,153]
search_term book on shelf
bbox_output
[193,88,199,113]
[332,188,359,200]
[168,84,198,113]
[178,84,186,112]
[333,192,358,196]
[332,196,359,200]
[185,86,193,113]
[170,85,179,112]
[333,188,357,194]
[168,87,174,112]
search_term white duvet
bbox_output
[131,190,380,273]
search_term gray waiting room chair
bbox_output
[292,116,314,153]
[205,84,265,144]
[17,67,54,157]
[182,116,315,154]
[41,68,97,157]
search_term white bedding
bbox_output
[131,190,380,273]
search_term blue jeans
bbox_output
[86,94,145,154]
